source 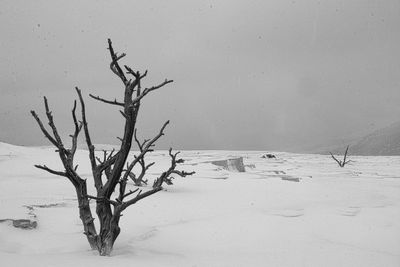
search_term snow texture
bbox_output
[0,142,399,266]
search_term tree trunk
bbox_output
[76,183,98,250]
[98,224,120,256]
[95,199,121,256]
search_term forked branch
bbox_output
[31,98,85,187]
[121,186,163,210]
[153,148,195,188]
[132,79,173,105]
[108,38,127,85]
[121,121,170,184]
[329,145,350,167]
[31,110,59,148]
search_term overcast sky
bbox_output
[1,0,399,150]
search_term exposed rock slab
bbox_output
[281,176,300,182]
[0,219,37,229]
[261,153,276,159]
[211,157,245,172]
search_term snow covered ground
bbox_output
[0,142,399,266]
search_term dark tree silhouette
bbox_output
[31,39,194,256]
[329,145,350,167]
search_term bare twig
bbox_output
[89,94,125,107]
[34,165,66,177]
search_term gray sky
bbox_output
[1,0,399,150]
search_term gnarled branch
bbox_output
[108,38,127,85]
[122,121,170,184]
[153,148,195,188]
[31,97,84,185]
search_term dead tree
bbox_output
[329,145,350,167]
[31,39,194,256]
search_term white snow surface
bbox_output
[0,143,399,266]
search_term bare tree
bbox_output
[329,145,350,167]
[31,39,194,256]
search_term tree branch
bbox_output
[89,94,125,107]
[124,65,140,79]
[43,97,67,154]
[30,110,59,148]
[86,194,118,206]
[153,148,195,188]
[122,121,170,183]
[34,164,66,177]
[330,145,350,167]
[70,100,82,160]
[31,97,84,187]
[343,145,349,165]
[329,152,342,166]
[108,38,127,85]
[75,87,96,170]
[121,187,163,210]
[131,79,173,105]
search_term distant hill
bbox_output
[320,121,400,156]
